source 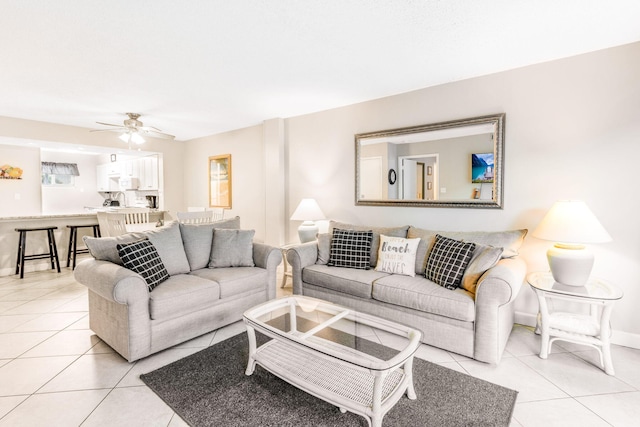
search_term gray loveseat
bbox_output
[286,221,527,364]
[74,217,282,362]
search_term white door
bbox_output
[401,158,418,200]
[360,157,383,199]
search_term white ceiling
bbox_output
[1,0,639,142]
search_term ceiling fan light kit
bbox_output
[91,112,176,146]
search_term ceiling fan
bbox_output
[90,113,175,144]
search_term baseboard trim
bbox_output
[515,311,640,350]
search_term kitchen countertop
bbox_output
[0,209,167,222]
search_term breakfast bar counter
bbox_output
[0,211,169,277]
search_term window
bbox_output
[42,173,74,186]
[41,162,79,187]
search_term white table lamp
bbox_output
[532,200,611,286]
[290,198,325,243]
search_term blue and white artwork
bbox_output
[471,153,494,183]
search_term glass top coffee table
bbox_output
[243,296,423,427]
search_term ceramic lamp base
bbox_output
[547,244,594,287]
[298,221,318,243]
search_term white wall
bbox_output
[183,124,268,242]
[0,145,41,216]
[284,42,640,344]
[40,151,104,214]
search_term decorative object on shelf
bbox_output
[90,113,176,147]
[532,200,611,286]
[290,198,325,243]
[0,164,23,179]
[388,168,397,185]
[209,154,232,209]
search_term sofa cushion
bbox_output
[375,234,421,277]
[328,228,373,270]
[461,244,504,294]
[329,221,409,267]
[117,238,170,291]
[83,220,190,276]
[84,233,142,265]
[315,233,331,265]
[191,267,268,299]
[425,235,475,290]
[372,275,475,322]
[302,264,389,299]
[134,221,190,275]
[179,216,241,270]
[407,226,528,275]
[149,274,220,321]
[209,229,255,268]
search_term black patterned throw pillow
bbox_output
[425,234,476,290]
[328,228,373,270]
[117,238,170,291]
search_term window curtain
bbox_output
[41,162,80,176]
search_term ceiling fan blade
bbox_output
[139,125,163,132]
[139,128,176,140]
[89,128,124,133]
[95,121,125,128]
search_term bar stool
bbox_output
[15,226,61,279]
[66,224,101,270]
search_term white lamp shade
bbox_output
[290,198,325,222]
[532,200,611,244]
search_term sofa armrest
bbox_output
[252,243,283,300]
[286,241,319,295]
[473,257,526,363]
[74,258,149,305]
[475,257,526,306]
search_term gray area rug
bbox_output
[141,329,517,427]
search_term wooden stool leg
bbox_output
[71,228,79,270]
[48,229,61,273]
[16,230,25,278]
[66,227,75,268]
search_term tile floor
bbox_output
[0,267,639,426]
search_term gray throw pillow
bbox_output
[84,221,190,276]
[316,233,331,265]
[180,216,241,270]
[209,229,255,268]
[460,244,504,294]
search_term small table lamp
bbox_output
[532,200,612,286]
[290,198,325,243]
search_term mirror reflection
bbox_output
[355,114,505,209]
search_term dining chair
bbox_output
[177,210,217,224]
[120,208,151,225]
[101,212,128,237]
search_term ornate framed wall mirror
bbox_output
[355,113,505,209]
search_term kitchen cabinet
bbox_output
[96,164,119,191]
[121,159,139,179]
[138,155,159,190]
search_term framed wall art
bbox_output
[209,154,232,208]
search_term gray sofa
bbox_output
[74,218,282,362]
[286,221,527,364]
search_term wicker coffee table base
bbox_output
[245,326,417,427]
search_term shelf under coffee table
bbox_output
[243,296,423,427]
